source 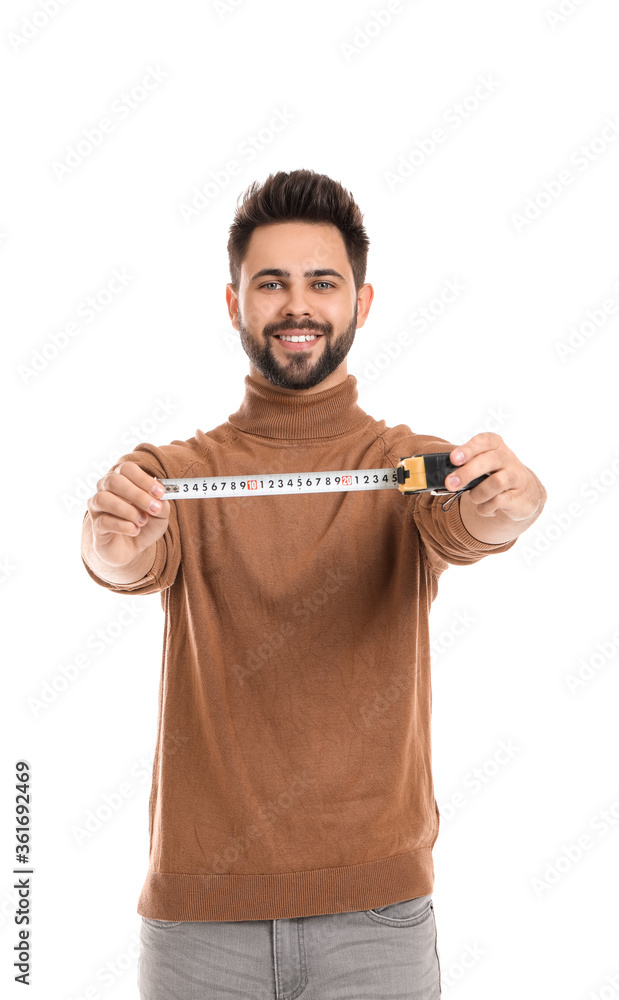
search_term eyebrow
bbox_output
[249,268,346,283]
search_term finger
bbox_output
[96,465,169,518]
[455,432,503,458]
[87,493,149,538]
[469,488,515,517]
[445,450,503,491]
[114,461,166,498]
[89,490,152,532]
[94,510,146,538]
[465,468,513,505]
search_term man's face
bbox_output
[226,221,373,391]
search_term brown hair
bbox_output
[227,169,370,292]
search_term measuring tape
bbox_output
[157,453,487,510]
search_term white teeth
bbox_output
[277,334,319,342]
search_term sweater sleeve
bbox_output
[80,442,181,596]
[410,489,518,577]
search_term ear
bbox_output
[226,283,239,328]
[355,283,374,329]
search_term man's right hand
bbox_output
[86,461,171,568]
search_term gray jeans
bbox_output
[138,894,441,999]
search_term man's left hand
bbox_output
[446,433,545,521]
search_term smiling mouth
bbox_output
[273,327,323,348]
[274,330,323,342]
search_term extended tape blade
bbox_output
[158,467,400,498]
[154,452,476,510]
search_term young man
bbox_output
[81,169,547,999]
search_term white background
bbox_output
[2,0,618,997]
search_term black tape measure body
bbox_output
[396,452,488,495]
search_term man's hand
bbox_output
[86,461,170,567]
[445,432,546,522]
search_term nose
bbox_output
[280,285,313,321]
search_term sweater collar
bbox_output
[227,373,369,441]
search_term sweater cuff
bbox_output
[445,493,519,552]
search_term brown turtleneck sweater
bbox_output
[81,374,519,921]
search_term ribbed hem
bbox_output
[137,848,435,922]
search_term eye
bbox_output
[258,280,336,290]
